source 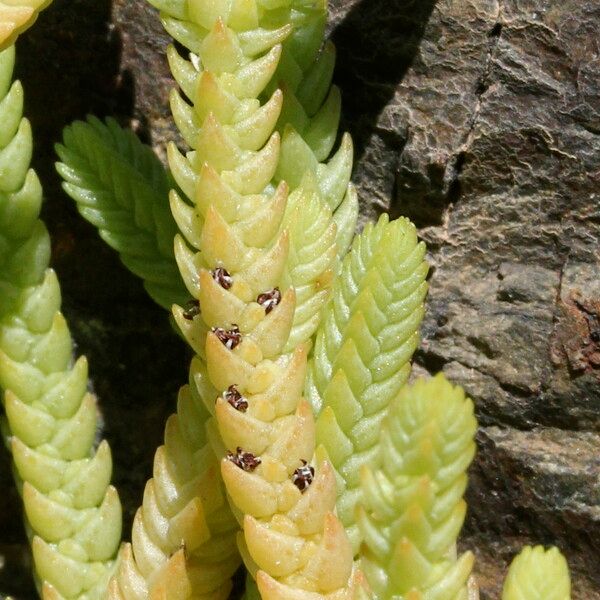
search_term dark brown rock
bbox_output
[329,0,600,596]
[0,0,598,597]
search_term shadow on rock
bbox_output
[330,0,437,161]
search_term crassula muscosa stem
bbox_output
[308,214,429,552]
[502,546,571,600]
[0,44,121,600]
[149,2,358,597]
[111,0,358,597]
[358,374,477,600]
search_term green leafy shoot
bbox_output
[0,43,121,600]
[56,116,188,310]
[358,374,477,599]
[308,214,429,551]
[502,546,571,600]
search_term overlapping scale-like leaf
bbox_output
[260,0,357,247]
[502,546,571,600]
[0,0,51,49]
[358,374,477,599]
[107,368,240,600]
[307,214,429,551]
[110,3,352,597]
[276,124,356,258]
[0,45,121,600]
[156,9,357,599]
[55,116,188,310]
[148,0,323,68]
[280,172,337,350]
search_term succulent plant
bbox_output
[0,44,121,600]
[0,1,575,598]
[0,0,52,49]
[502,546,571,600]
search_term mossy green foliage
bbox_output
[3,0,575,597]
[308,214,429,552]
[56,116,188,310]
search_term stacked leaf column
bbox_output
[167,5,355,598]
[502,547,571,600]
[111,0,358,598]
[358,375,477,599]
[0,45,121,600]
[307,216,429,552]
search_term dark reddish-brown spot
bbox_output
[212,267,233,290]
[224,385,248,412]
[227,447,261,471]
[212,325,241,350]
[257,287,282,314]
[183,299,200,321]
[292,460,314,492]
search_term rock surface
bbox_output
[328,0,600,596]
[0,0,598,598]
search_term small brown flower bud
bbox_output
[212,325,241,350]
[182,299,200,320]
[257,287,282,314]
[224,385,248,412]
[211,267,233,290]
[227,447,261,471]
[292,460,314,492]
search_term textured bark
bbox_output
[0,0,598,598]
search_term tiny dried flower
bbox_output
[257,287,281,314]
[212,325,242,350]
[224,385,248,412]
[183,299,201,320]
[292,460,315,492]
[227,447,261,472]
[212,267,233,290]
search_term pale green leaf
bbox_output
[56,116,188,309]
